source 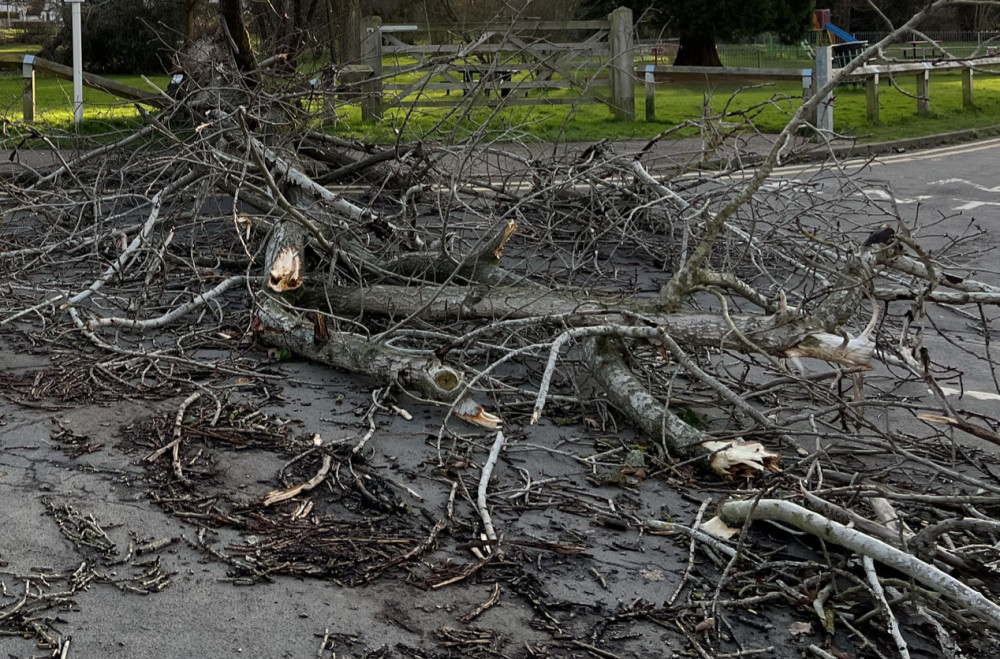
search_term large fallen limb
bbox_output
[312,284,873,367]
[584,335,779,478]
[254,294,497,423]
[716,498,1000,631]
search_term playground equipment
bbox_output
[812,9,868,66]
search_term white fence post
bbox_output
[644,64,655,122]
[67,0,85,126]
[801,68,815,125]
[21,54,35,122]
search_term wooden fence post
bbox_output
[962,66,974,108]
[608,7,634,120]
[22,54,35,122]
[866,73,879,123]
[916,68,930,114]
[361,16,383,121]
[815,46,833,133]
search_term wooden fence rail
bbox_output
[360,7,635,121]
[0,53,166,122]
[639,55,1000,125]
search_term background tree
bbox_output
[39,0,184,74]
[581,0,815,66]
[666,0,815,66]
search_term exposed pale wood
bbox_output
[264,221,306,292]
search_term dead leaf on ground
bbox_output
[639,567,664,581]
[788,620,812,636]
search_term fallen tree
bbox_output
[4,2,1000,655]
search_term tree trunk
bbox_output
[673,32,724,67]
[333,0,362,64]
[185,0,198,41]
[219,0,258,72]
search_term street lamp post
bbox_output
[65,0,85,126]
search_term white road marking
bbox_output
[854,188,932,204]
[953,200,1000,211]
[939,386,1000,401]
[772,136,1000,177]
[929,178,1000,193]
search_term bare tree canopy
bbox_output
[5,1,1000,656]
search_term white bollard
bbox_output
[66,0,85,126]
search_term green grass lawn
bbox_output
[0,43,998,145]
[0,43,39,55]
[327,69,1000,143]
[0,69,170,132]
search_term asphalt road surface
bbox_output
[3,137,1000,658]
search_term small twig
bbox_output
[262,454,333,506]
[863,555,910,659]
[460,582,501,623]
[477,430,506,556]
[667,498,711,606]
[145,392,201,485]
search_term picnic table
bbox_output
[905,40,942,59]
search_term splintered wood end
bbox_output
[494,220,517,260]
[268,246,303,292]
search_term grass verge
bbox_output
[0,43,997,145]
[329,71,1000,143]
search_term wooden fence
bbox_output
[0,53,166,121]
[640,55,1000,125]
[360,7,635,121]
